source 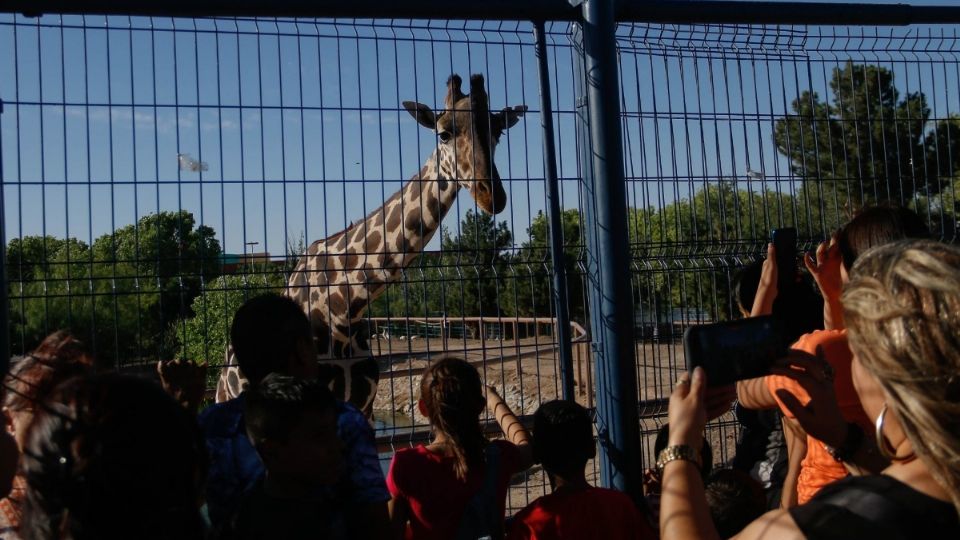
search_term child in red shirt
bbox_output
[387,356,533,540]
[507,400,655,540]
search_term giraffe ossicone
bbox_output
[215,73,527,416]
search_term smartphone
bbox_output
[771,227,797,287]
[683,316,788,387]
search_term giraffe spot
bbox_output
[335,323,352,337]
[372,209,384,227]
[438,178,449,191]
[365,230,382,252]
[349,297,368,316]
[386,204,402,232]
[353,270,366,283]
[404,207,422,231]
[345,251,359,269]
[329,292,347,314]
[352,226,368,245]
[425,195,440,224]
[311,290,320,303]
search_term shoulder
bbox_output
[735,508,805,540]
[198,397,245,437]
[336,401,369,433]
[791,329,848,354]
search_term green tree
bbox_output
[505,209,587,322]
[7,211,222,366]
[439,210,513,317]
[774,62,960,218]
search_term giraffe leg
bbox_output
[350,356,380,417]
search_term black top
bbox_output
[790,474,960,540]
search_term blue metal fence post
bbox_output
[574,0,642,498]
[0,98,8,376]
[533,21,576,401]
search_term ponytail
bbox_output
[420,356,488,481]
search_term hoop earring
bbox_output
[875,403,915,462]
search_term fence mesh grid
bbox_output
[2,11,959,510]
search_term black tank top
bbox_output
[790,474,960,539]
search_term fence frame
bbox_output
[4,0,960,502]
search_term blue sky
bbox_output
[2,6,959,256]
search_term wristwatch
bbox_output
[656,444,702,471]
[824,422,864,463]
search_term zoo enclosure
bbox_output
[3,0,960,505]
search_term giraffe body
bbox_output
[215,74,526,415]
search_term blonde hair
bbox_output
[842,239,960,514]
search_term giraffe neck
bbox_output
[289,148,461,353]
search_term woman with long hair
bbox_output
[387,356,533,540]
[661,239,960,538]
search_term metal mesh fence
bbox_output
[2,7,959,510]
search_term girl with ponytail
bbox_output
[387,356,532,540]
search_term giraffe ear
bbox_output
[502,105,527,129]
[403,101,437,130]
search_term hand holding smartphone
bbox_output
[771,227,798,289]
[683,316,788,387]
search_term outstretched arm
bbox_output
[486,386,533,470]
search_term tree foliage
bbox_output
[7,211,222,366]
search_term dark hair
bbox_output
[244,373,337,445]
[732,261,764,315]
[20,374,206,540]
[533,400,595,477]
[4,332,93,413]
[704,468,766,538]
[837,205,929,270]
[230,294,314,385]
[653,423,713,478]
[420,356,487,481]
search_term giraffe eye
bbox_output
[438,130,452,143]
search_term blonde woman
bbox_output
[661,239,960,539]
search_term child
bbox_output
[703,468,766,538]
[387,356,533,540]
[219,374,345,540]
[198,294,388,536]
[642,423,712,534]
[508,400,654,540]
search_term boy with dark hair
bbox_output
[220,374,346,540]
[703,468,766,538]
[507,400,654,540]
[199,293,389,538]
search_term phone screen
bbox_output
[772,228,798,285]
[683,316,787,387]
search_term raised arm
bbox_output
[804,235,845,330]
[486,386,533,469]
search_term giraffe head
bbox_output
[403,74,526,215]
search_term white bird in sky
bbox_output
[178,153,209,172]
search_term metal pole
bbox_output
[577,0,641,498]
[533,21,576,402]
[0,99,9,376]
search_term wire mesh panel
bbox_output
[0,14,595,510]
[614,22,960,465]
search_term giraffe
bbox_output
[215,74,527,415]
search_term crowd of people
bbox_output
[0,204,957,539]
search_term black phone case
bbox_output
[683,316,788,387]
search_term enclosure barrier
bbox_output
[3,0,960,505]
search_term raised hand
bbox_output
[751,243,779,317]
[667,367,707,448]
[157,359,208,413]
[769,347,846,448]
[804,234,845,329]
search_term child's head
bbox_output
[230,294,317,385]
[532,400,595,480]
[244,374,343,486]
[653,423,713,479]
[838,205,929,272]
[732,261,764,318]
[417,356,487,481]
[704,468,766,538]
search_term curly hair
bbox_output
[4,331,93,413]
[419,356,487,481]
[842,239,960,514]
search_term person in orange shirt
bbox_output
[738,206,930,506]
